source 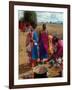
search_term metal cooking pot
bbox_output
[33,65,48,78]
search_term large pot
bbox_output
[34,72,47,78]
[33,65,47,78]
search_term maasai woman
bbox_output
[48,35,54,56]
[39,24,48,63]
[26,24,33,65]
[52,36,63,64]
[31,22,39,67]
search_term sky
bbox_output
[18,10,63,23]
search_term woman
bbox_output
[52,36,63,62]
[26,24,33,65]
[39,24,48,63]
[48,35,54,56]
[31,22,39,67]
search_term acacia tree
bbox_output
[24,11,37,27]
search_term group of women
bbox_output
[26,22,63,68]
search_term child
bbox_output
[39,24,48,63]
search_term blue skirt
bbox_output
[31,45,39,60]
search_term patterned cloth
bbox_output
[53,40,63,59]
[48,35,54,55]
[31,31,39,60]
[39,31,48,60]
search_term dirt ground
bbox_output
[19,23,63,78]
